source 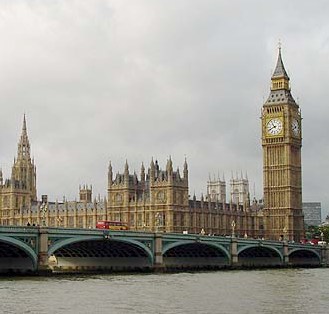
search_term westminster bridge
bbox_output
[0,226,328,274]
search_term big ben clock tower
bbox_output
[262,47,304,241]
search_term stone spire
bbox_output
[124,160,129,184]
[166,156,173,174]
[272,46,289,80]
[140,162,145,182]
[150,158,155,182]
[17,114,31,160]
[11,115,37,201]
[108,161,113,186]
[265,46,296,105]
[183,157,188,180]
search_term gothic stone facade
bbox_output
[107,160,260,236]
[1,49,305,240]
[0,115,37,226]
[0,117,261,237]
[262,48,304,241]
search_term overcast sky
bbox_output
[0,1,329,217]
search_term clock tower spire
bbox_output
[262,47,304,241]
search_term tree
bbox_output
[305,225,320,240]
[319,225,329,242]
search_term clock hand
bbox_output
[269,125,277,131]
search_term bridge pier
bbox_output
[321,246,329,267]
[153,233,164,271]
[283,241,289,266]
[37,228,52,275]
[230,237,238,266]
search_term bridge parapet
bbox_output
[0,228,328,273]
[0,226,39,254]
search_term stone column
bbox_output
[37,227,52,274]
[283,241,289,266]
[153,233,164,271]
[321,246,329,267]
[230,237,238,267]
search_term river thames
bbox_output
[1,268,328,314]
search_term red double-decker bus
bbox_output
[96,220,128,231]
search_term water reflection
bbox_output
[0,269,328,314]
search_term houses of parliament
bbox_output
[0,49,304,241]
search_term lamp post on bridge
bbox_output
[283,226,288,242]
[40,203,48,227]
[231,220,236,238]
[155,212,163,233]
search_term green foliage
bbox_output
[306,225,320,239]
[319,225,329,242]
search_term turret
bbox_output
[183,158,188,180]
[176,167,180,180]
[124,160,129,184]
[80,184,92,202]
[166,156,173,174]
[155,159,159,178]
[140,162,145,182]
[108,161,113,186]
[150,158,155,182]
[166,156,173,183]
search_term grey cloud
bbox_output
[0,0,329,217]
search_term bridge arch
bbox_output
[238,244,283,267]
[288,248,321,266]
[48,236,153,272]
[0,235,38,273]
[163,241,230,269]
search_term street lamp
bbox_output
[231,220,236,238]
[155,212,163,232]
[40,202,48,226]
[283,226,288,241]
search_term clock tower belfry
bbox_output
[262,47,304,241]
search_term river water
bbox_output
[0,268,328,314]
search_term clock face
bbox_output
[291,119,300,136]
[266,118,283,136]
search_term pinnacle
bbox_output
[272,47,289,79]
